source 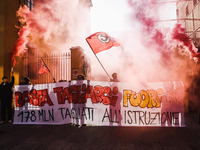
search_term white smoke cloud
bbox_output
[88,0,194,84]
[24,0,91,54]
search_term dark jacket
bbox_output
[0,76,15,100]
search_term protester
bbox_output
[110,73,119,82]
[77,74,85,80]
[0,69,15,124]
[76,74,86,128]
[19,76,31,85]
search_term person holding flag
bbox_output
[110,72,119,82]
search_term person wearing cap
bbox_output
[0,70,15,124]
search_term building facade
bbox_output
[0,0,19,83]
[177,0,200,112]
[176,0,200,48]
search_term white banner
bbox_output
[13,80,185,127]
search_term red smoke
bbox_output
[11,2,58,67]
[128,0,170,63]
[128,0,198,58]
[124,0,198,84]
[171,23,197,56]
[11,6,31,67]
[11,27,30,67]
[12,0,90,68]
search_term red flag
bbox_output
[86,32,120,54]
[38,58,49,74]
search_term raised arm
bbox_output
[10,68,15,87]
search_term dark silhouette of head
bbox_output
[2,76,8,83]
[77,74,85,80]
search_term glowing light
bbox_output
[91,0,177,33]
[91,0,132,33]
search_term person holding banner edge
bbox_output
[0,68,15,124]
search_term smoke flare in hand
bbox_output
[11,0,91,67]
[11,6,31,67]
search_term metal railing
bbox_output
[22,52,71,84]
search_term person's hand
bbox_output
[11,68,14,76]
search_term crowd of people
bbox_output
[0,70,119,125]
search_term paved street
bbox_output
[0,113,200,150]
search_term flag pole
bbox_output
[40,57,56,83]
[86,40,112,80]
